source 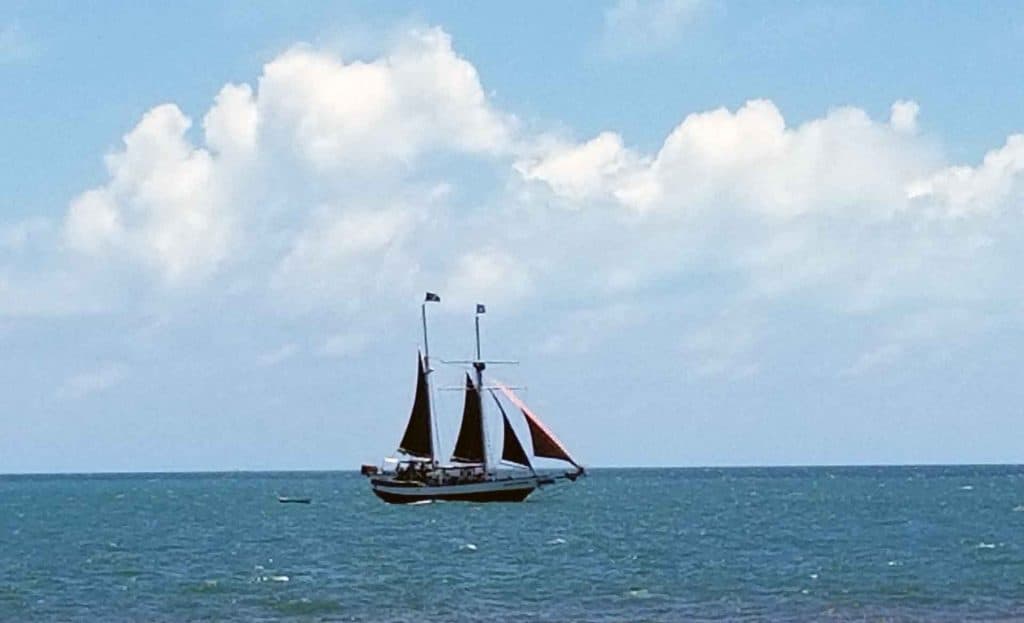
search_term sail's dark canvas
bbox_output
[398,354,433,458]
[451,374,486,463]
[501,413,532,468]
[488,389,531,468]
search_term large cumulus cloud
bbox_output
[37,25,1024,374]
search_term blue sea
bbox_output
[1,466,1022,621]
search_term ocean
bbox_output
[1,466,1022,621]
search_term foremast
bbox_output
[421,292,442,467]
[397,293,441,465]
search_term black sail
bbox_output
[489,389,531,468]
[397,353,433,459]
[451,373,486,464]
[501,413,532,468]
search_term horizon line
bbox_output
[2,461,1022,477]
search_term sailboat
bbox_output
[361,294,584,504]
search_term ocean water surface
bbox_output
[1,466,1023,621]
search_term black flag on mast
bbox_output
[476,304,486,314]
[425,292,440,302]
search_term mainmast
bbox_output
[446,303,518,472]
[473,303,489,472]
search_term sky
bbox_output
[2,1,1024,472]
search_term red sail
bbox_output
[496,382,579,468]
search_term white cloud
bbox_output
[524,99,938,219]
[444,248,533,308]
[516,132,645,203]
[842,343,904,377]
[890,99,920,134]
[203,83,259,159]
[907,134,1024,217]
[257,27,512,170]
[60,26,517,300]
[270,205,417,312]
[601,0,706,58]
[58,362,128,399]
[513,97,1024,316]
[41,25,1024,376]
[64,104,233,285]
[318,331,371,358]
[257,343,298,367]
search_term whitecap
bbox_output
[1012,505,1024,512]
[627,588,651,599]
[959,485,974,491]
[976,542,996,549]
[809,573,818,579]
[460,543,478,552]
[546,538,566,545]
[270,575,289,582]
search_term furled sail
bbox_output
[489,389,531,468]
[496,382,580,468]
[397,353,433,459]
[451,373,486,464]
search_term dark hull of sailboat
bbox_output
[372,486,534,504]
[370,476,537,504]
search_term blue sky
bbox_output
[2,1,1024,472]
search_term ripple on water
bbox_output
[268,597,344,616]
